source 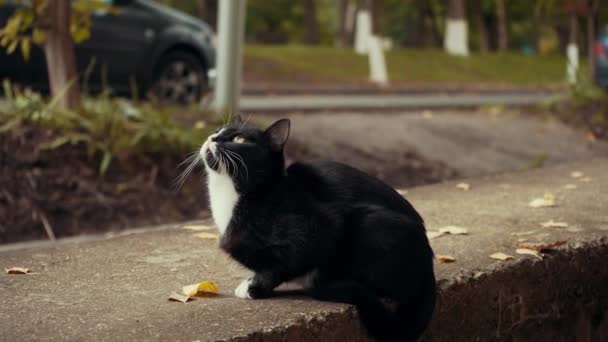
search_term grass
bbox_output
[0,80,217,175]
[243,45,574,86]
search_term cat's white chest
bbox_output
[207,169,239,235]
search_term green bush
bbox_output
[0,80,215,175]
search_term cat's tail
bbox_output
[312,279,436,342]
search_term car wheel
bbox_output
[150,51,208,105]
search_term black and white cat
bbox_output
[199,116,436,342]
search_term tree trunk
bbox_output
[336,0,349,46]
[369,0,383,35]
[303,0,319,45]
[496,0,508,51]
[532,1,542,53]
[566,12,579,84]
[43,0,80,110]
[587,0,599,82]
[197,0,217,30]
[444,0,469,56]
[471,0,488,52]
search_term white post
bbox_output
[567,43,579,84]
[368,35,388,86]
[354,10,372,55]
[213,0,247,117]
[444,19,469,56]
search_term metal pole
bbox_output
[213,0,247,117]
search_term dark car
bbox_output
[0,0,215,104]
[597,26,608,88]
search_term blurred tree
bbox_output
[245,0,333,44]
[303,0,319,44]
[369,0,383,35]
[585,0,599,81]
[0,0,113,110]
[496,0,508,51]
[445,0,469,56]
[196,0,217,30]
[336,0,350,46]
[44,1,80,109]
[470,0,489,51]
[413,0,442,48]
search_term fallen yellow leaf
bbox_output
[197,280,219,295]
[5,267,30,274]
[571,171,584,178]
[182,224,215,231]
[182,280,219,297]
[511,230,537,237]
[438,226,468,235]
[168,292,192,303]
[193,232,219,240]
[182,283,200,297]
[456,183,470,191]
[437,255,456,263]
[518,240,567,252]
[426,231,445,239]
[540,220,568,228]
[489,253,514,261]
[515,248,543,260]
[529,193,556,208]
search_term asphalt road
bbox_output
[0,92,561,113]
[240,92,562,112]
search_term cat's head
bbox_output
[200,115,290,190]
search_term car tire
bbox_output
[149,51,209,105]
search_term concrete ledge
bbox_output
[1,159,608,341]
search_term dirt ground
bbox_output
[0,126,209,244]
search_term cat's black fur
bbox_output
[203,117,436,342]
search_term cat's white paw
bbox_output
[235,278,253,299]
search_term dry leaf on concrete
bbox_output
[426,231,445,239]
[437,255,456,263]
[570,171,584,178]
[515,248,543,260]
[511,230,537,237]
[564,184,577,190]
[517,240,567,252]
[5,267,31,274]
[182,280,219,297]
[182,224,215,231]
[529,193,556,208]
[540,220,568,228]
[438,226,468,235]
[193,232,219,240]
[456,183,470,191]
[489,253,514,261]
[168,292,192,303]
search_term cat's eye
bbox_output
[233,135,245,143]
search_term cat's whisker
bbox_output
[225,149,248,180]
[240,115,251,129]
[225,152,237,178]
[173,153,201,191]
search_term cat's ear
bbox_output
[265,118,290,151]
